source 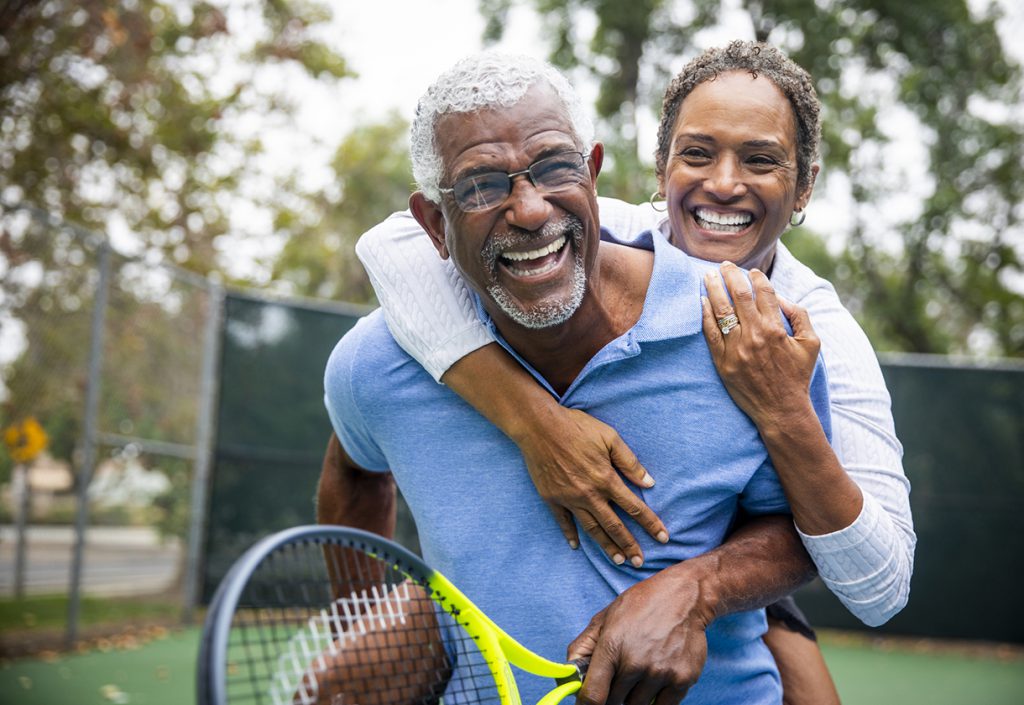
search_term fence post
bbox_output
[181,281,224,623]
[12,463,30,598]
[66,239,111,648]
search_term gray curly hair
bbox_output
[410,52,595,203]
[655,40,821,194]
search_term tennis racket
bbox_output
[198,525,587,705]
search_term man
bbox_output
[319,53,830,705]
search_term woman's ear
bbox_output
[796,164,820,211]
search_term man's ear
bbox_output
[409,191,449,259]
[587,142,604,193]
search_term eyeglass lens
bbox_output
[452,152,587,212]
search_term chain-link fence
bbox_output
[0,201,220,649]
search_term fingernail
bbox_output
[656,531,669,543]
[612,553,625,565]
[631,556,643,568]
[641,472,655,488]
[751,268,761,275]
[569,539,579,550]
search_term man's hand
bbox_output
[567,564,712,705]
[515,405,668,567]
[566,515,817,705]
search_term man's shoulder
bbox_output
[325,309,417,389]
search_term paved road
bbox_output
[0,525,182,597]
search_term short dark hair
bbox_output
[655,40,821,194]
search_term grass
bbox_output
[0,627,197,705]
[820,631,1024,704]
[0,594,181,633]
[0,626,1021,705]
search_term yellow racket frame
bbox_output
[425,570,584,705]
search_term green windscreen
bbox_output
[200,294,421,602]
[203,293,1023,643]
[796,357,1024,643]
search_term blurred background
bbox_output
[1,0,1022,703]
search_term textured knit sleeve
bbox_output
[354,211,495,382]
[597,196,665,244]
[772,244,916,626]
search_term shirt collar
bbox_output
[473,227,707,346]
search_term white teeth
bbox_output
[506,258,562,277]
[502,236,566,262]
[695,208,752,228]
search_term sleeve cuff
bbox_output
[797,491,890,583]
[421,324,496,383]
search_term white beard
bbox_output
[483,215,587,329]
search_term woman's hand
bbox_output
[701,263,821,427]
[514,405,669,567]
[700,262,863,536]
[440,343,668,566]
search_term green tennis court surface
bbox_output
[1,628,1021,704]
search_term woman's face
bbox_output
[660,71,816,272]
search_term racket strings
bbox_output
[221,537,503,705]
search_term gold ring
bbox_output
[717,313,740,335]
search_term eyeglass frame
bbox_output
[439,150,593,213]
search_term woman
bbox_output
[351,41,915,702]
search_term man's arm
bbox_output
[570,514,815,705]
[314,434,450,705]
[317,432,398,538]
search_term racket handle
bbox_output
[555,657,590,686]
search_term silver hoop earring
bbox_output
[649,191,667,213]
[790,210,806,227]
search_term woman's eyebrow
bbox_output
[743,139,785,150]
[675,132,716,144]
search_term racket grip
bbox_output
[554,657,590,687]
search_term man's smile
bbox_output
[499,235,569,277]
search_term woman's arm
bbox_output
[702,262,913,625]
[440,346,667,566]
[355,210,668,566]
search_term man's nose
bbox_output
[503,173,553,231]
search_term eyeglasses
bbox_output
[440,151,592,213]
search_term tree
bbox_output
[0,0,351,491]
[481,0,1024,357]
[270,111,413,303]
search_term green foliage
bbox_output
[0,0,351,270]
[0,1,351,531]
[481,0,1024,356]
[271,111,413,302]
[151,457,193,541]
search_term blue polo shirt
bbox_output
[325,229,831,705]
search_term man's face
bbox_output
[424,84,602,330]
